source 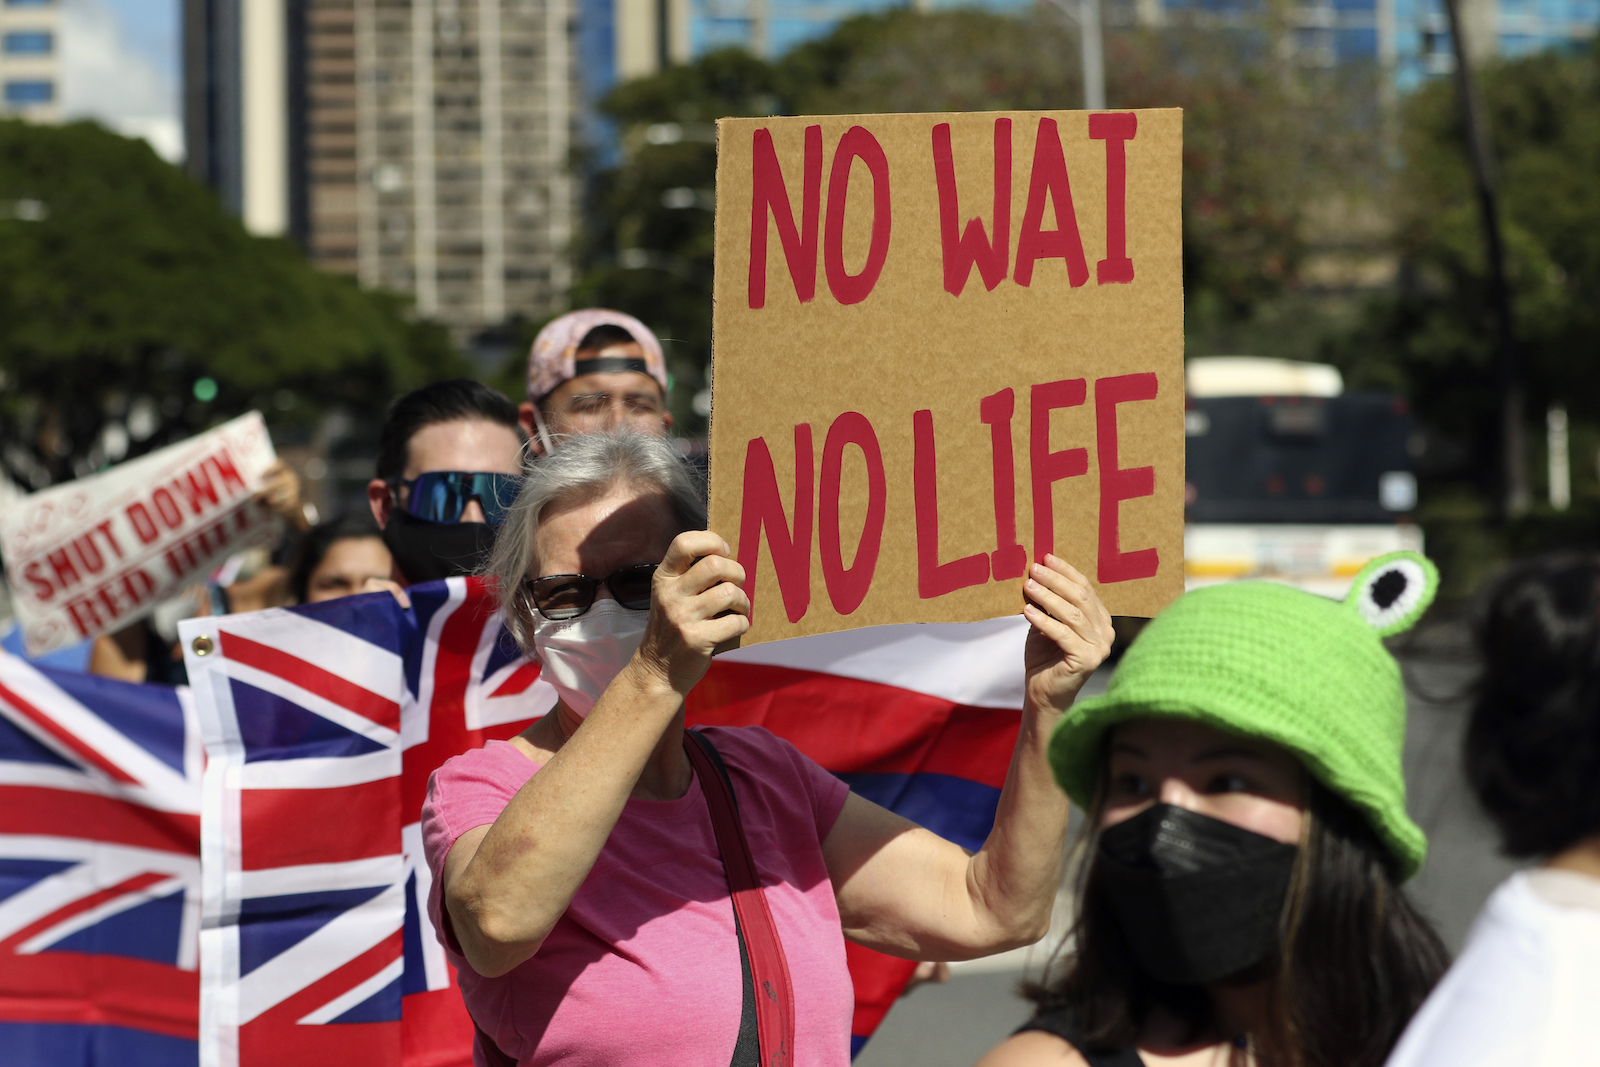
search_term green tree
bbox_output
[0,119,463,488]
[1333,40,1600,495]
[567,48,784,432]
[1106,28,1386,344]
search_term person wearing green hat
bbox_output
[977,552,1450,1067]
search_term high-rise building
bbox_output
[337,0,576,327]
[1,0,61,122]
[186,0,575,337]
[185,0,289,228]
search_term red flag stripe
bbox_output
[844,942,919,1039]
[401,587,533,818]
[690,661,1020,787]
[487,660,542,699]
[0,785,199,853]
[0,953,198,1036]
[220,631,402,732]
[240,930,404,1067]
[241,779,400,870]
[0,680,139,784]
[401,986,476,1067]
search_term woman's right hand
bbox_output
[632,530,750,697]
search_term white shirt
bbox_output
[1385,869,1600,1067]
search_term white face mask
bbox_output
[531,599,649,718]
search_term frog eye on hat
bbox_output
[1346,551,1438,637]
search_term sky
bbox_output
[58,0,183,162]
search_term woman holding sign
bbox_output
[419,430,1112,1067]
[977,557,1450,1067]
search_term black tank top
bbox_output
[1014,1006,1146,1067]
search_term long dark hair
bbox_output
[1467,553,1600,859]
[1027,783,1448,1067]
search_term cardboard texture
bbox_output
[2,413,279,655]
[710,110,1184,646]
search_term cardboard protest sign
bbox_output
[710,110,1184,646]
[2,413,279,655]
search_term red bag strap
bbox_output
[685,728,796,1067]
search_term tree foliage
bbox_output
[0,119,463,488]
[572,10,1386,434]
[1333,40,1600,483]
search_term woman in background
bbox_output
[289,515,401,605]
[1385,554,1600,1066]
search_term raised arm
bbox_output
[439,532,749,977]
[822,556,1112,961]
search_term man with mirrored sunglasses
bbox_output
[367,379,528,587]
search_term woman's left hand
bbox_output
[1021,555,1114,716]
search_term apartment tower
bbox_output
[187,0,575,335]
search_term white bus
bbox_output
[1184,357,1423,598]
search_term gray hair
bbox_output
[484,430,707,651]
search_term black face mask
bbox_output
[1096,803,1299,986]
[382,508,498,585]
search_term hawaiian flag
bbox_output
[0,649,202,1065]
[692,616,1027,1055]
[184,577,1026,1066]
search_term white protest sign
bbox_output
[1,412,279,655]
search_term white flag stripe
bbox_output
[461,603,500,732]
[472,650,556,730]
[177,867,202,970]
[176,682,204,784]
[0,654,194,802]
[207,656,399,749]
[230,855,403,901]
[402,821,451,992]
[297,957,404,1025]
[234,879,405,1024]
[218,610,404,706]
[721,617,1032,709]
[0,833,199,870]
[0,759,200,813]
[401,579,467,753]
[229,750,399,790]
[478,677,557,730]
[17,875,188,957]
[0,837,197,943]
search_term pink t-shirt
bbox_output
[421,725,854,1067]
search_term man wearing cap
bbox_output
[520,309,673,452]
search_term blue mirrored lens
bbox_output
[404,472,522,525]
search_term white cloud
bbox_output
[58,0,184,162]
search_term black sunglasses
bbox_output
[523,564,658,620]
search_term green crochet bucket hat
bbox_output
[1049,551,1438,881]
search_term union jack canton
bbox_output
[0,648,202,1065]
[182,580,548,1067]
